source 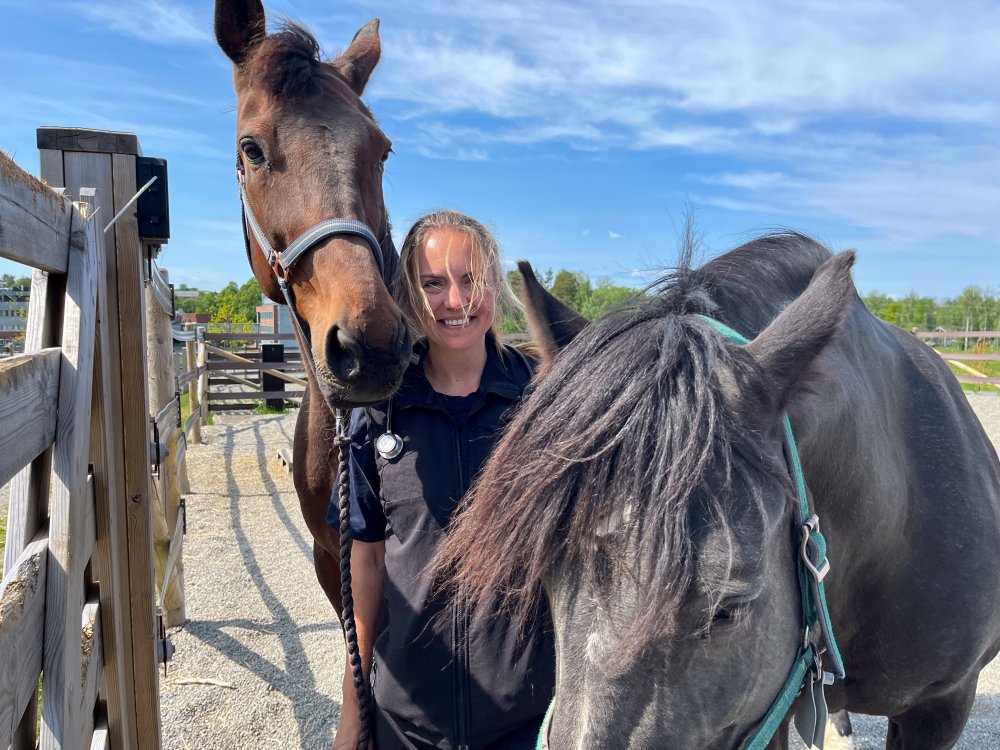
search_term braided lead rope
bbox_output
[336,409,372,750]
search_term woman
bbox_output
[331,210,554,750]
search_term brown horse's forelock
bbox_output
[242,22,326,98]
[436,234,832,656]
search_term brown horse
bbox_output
[215,0,411,616]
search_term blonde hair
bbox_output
[397,210,520,349]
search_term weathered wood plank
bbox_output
[208,389,305,401]
[205,332,296,341]
[149,266,186,626]
[40,198,98,750]
[36,128,141,157]
[205,343,307,386]
[83,472,97,567]
[64,154,113,235]
[111,151,161,749]
[0,151,72,272]
[0,348,61,487]
[0,532,48,750]
[38,149,64,190]
[81,185,134,750]
[913,330,1000,338]
[4,157,65,740]
[206,360,305,372]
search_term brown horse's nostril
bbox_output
[326,326,363,382]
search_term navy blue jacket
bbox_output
[330,338,554,749]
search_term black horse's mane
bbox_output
[437,231,833,657]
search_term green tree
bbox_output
[550,269,581,306]
[578,280,637,320]
[1,273,31,288]
[235,277,263,322]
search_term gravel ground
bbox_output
[159,412,341,750]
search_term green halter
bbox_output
[534,315,845,750]
[696,314,845,750]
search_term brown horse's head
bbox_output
[215,0,410,408]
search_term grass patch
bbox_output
[179,388,212,427]
[253,400,289,415]
[935,348,1000,393]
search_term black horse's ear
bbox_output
[518,261,589,371]
[745,251,856,411]
[215,0,266,66]
[331,19,381,95]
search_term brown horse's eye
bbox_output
[240,139,266,166]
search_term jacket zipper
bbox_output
[454,424,471,750]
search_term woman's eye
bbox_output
[240,139,266,165]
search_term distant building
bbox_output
[256,297,299,352]
[0,286,30,354]
[177,312,212,326]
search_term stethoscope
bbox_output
[375,398,404,460]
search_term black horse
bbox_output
[437,233,1000,749]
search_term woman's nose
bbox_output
[447,282,465,309]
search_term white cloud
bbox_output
[369,0,1000,134]
[608,231,622,240]
[68,1,210,45]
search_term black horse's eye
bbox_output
[710,601,747,627]
[240,139,266,166]
[380,147,392,166]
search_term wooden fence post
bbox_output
[196,326,208,417]
[146,267,185,627]
[185,338,202,444]
[37,126,160,749]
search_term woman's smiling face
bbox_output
[417,227,497,354]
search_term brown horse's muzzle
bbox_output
[314,314,411,407]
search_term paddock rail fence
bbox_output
[913,330,1000,388]
[1,127,191,750]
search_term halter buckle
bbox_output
[800,514,831,583]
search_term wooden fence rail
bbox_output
[0,128,175,749]
[913,330,1000,388]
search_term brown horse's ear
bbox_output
[331,19,381,95]
[745,251,856,411]
[518,261,589,371]
[215,0,266,66]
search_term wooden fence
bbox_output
[914,330,1000,387]
[0,127,188,749]
[175,331,306,417]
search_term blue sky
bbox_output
[2,0,998,298]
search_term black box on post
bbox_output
[261,343,284,410]
[136,156,170,242]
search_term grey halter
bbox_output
[236,165,395,383]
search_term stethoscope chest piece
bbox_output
[376,431,404,460]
